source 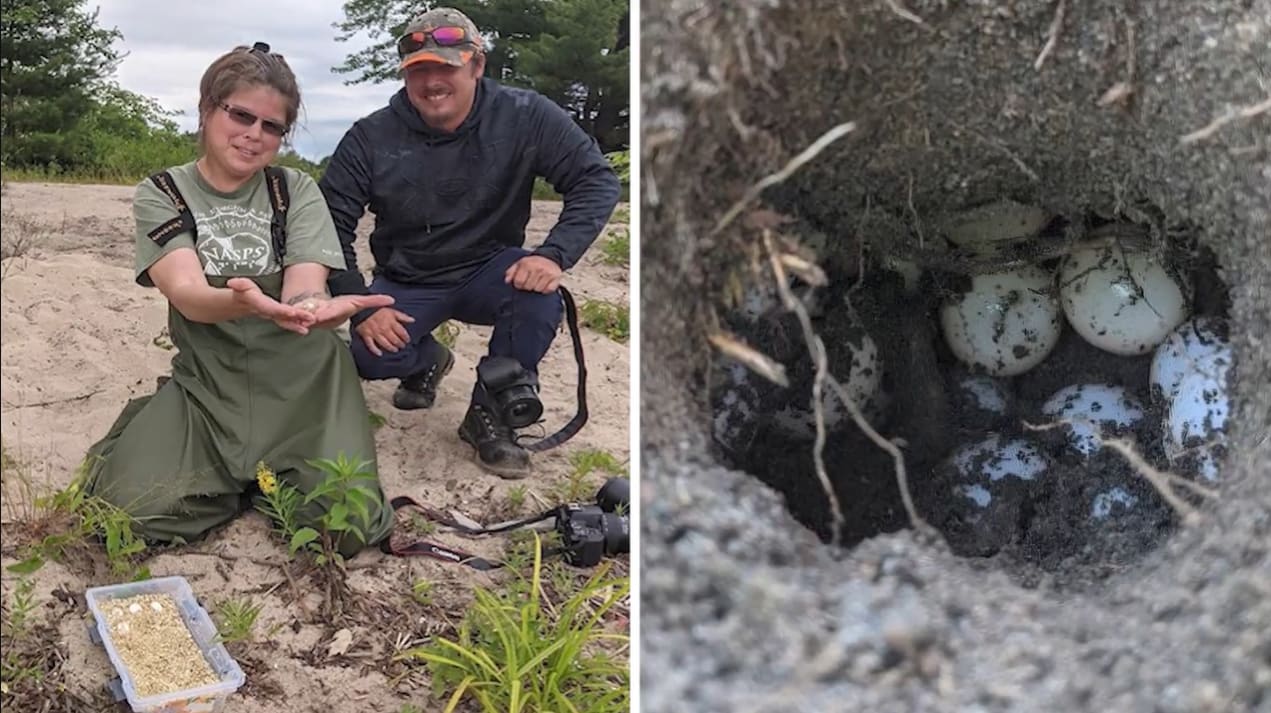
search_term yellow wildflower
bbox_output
[255,461,279,495]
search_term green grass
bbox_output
[397,535,629,713]
[214,598,262,644]
[4,462,150,581]
[610,205,630,224]
[556,449,627,503]
[599,228,629,267]
[578,300,629,343]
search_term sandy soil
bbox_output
[0,181,630,712]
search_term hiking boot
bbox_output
[458,403,531,479]
[392,344,455,410]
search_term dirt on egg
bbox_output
[712,211,1229,581]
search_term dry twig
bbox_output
[708,332,789,387]
[884,0,927,27]
[1179,96,1271,144]
[710,122,857,237]
[764,231,844,547]
[1034,0,1067,71]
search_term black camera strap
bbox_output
[521,286,588,452]
[386,495,559,536]
[377,496,505,571]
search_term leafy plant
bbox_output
[410,579,434,607]
[5,465,148,579]
[504,485,527,513]
[1,578,43,692]
[599,228,629,267]
[556,449,626,502]
[398,535,629,713]
[578,299,629,343]
[214,598,262,644]
[254,454,383,566]
[433,321,461,349]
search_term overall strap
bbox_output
[146,171,197,246]
[263,166,290,264]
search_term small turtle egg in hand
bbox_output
[1041,384,1145,457]
[940,266,1062,376]
[1150,317,1232,402]
[1059,237,1190,356]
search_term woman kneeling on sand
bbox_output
[84,43,395,557]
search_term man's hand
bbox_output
[354,307,416,357]
[227,278,316,334]
[296,294,397,331]
[504,255,563,294]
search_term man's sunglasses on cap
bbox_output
[220,103,288,137]
[397,26,473,57]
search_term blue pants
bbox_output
[351,248,563,391]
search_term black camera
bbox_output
[476,356,542,428]
[556,503,629,567]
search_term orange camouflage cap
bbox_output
[398,7,484,70]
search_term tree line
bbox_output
[1,0,630,184]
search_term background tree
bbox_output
[1,0,124,168]
[333,0,629,151]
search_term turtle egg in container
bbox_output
[1150,316,1232,402]
[940,266,1063,377]
[1059,236,1191,356]
[1165,370,1230,482]
[1041,384,1145,457]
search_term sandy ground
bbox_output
[0,181,630,712]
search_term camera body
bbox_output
[476,356,542,428]
[556,503,629,567]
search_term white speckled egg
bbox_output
[1041,384,1145,456]
[711,362,761,455]
[1059,239,1191,356]
[1091,486,1139,520]
[954,375,1011,416]
[941,200,1051,255]
[952,434,1051,482]
[940,266,1062,376]
[771,331,882,439]
[1150,317,1232,402]
[1164,370,1229,481]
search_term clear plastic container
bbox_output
[85,576,245,712]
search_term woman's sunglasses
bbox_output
[220,103,288,137]
[397,26,472,57]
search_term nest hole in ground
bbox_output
[699,2,1256,583]
[712,210,1233,578]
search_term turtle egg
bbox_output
[940,266,1062,376]
[1041,384,1145,456]
[771,332,882,439]
[1165,370,1229,481]
[952,434,1051,482]
[1150,317,1232,402]
[954,375,1010,416]
[712,362,762,455]
[1091,486,1139,520]
[1059,239,1190,356]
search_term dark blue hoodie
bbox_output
[319,78,621,310]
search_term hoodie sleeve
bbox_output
[318,123,373,302]
[529,94,622,271]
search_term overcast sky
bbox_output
[93,0,401,160]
